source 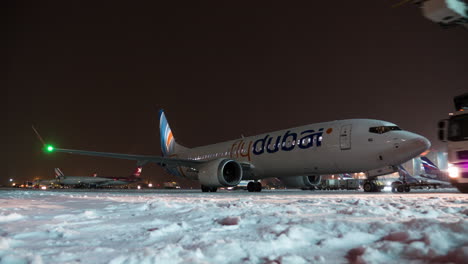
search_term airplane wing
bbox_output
[53,148,203,168]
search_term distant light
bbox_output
[148,183,153,188]
[137,185,141,190]
[9,178,13,182]
[45,145,55,152]
[41,186,47,190]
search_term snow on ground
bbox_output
[0,189,467,264]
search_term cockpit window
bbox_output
[369,126,401,134]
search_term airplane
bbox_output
[41,110,430,192]
[397,165,427,184]
[53,167,143,187]
[391,163,451,192]
[420,156,451,182]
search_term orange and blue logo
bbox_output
[159,110,175,156]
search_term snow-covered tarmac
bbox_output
[0,189,467,264]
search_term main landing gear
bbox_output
[247,181,262,192]
[362,179,384,193]
[201,185,218,192]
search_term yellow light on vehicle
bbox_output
[448,164,460,178]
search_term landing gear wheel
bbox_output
[397,185,405,193]
[247,182,256,192]
[255,182,262,192]
[363,182,373,192]
[201,185,210,192]
[404,186,410,192]
[455,184,468,193]
[210,187,218,192]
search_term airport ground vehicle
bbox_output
[438,93,468,193]
[391,180,440,193]
[339,179,360,190]
[319,179,340,190]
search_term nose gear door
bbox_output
[340,125,352,150]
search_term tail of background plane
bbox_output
[159,110,188,156]
[420,156,440,175]
[54,168,65,179]
[397,165,420,183]
[420,156,450,182]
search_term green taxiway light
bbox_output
[45,145,55,152]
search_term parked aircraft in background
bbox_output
[392,163,451,193]
[53,167,142,187]
[397,165,427,184]
[42,110,430,192]
[420,156,451,182]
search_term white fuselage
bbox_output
[172,119,430,180]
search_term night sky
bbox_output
[6,1,468,186]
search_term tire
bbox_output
[363,182,373,192]
[210,187,218,192]
[201,185,210,192]
[255,182,262,192]
[455,184,468,193]
[404,186,410,192]
[247,182,256,192]
[397,185,405,193]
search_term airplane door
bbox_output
[340,125,352,150]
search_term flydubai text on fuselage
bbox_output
[47,110,430,191]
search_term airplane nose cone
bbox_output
[417,136,431,152]
[386,134,431,165]
[403,135,431,158]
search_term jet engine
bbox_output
[197,159,243,187]
[279,175,322,188]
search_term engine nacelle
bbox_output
[198,159,243,187]
[279,175,322,188]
